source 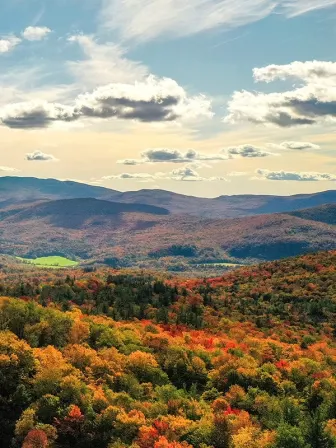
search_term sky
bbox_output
[0,0,336,197]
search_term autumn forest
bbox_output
[1,251,336,447]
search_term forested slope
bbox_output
[1,251,336,447]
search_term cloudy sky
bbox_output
[1,0,336,197]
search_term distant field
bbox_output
[17,256,79,268]
[191,262,244,267]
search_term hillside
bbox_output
[114,188,336,218]
[0,176,115,207]
[0,251,336,447]
[0,199,335,271]
[216,189,336,216]
[1,176,336,218]
[289,204,336,225]
[3,198,169,228]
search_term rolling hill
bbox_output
[0,176,336,218]
[0,176,115,207]
[289,203,336,225]
[0,198,335,271]
[4,198,169,228]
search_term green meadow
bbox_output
[17,256,79,268]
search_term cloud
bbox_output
[0,166,19,172]
[0,101,77,129]
[103,166,227,182]
[0,76,212,129]
[101,0,275,42]
[68,35,148,88]
[225,144,274,157]
[225,60,336,127]
[280,0,336,17]
[255,169,336,181]
[0,36,21,54]
[117,159,143,166]
[100,0,336,42]
[253,60,336,84]
[25,150,57,161]
[103,172,156,181]
[169,166,226,181]
[271,141,321,150]
[118,148,228,165]
[22,26,51,41]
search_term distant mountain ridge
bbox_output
[289,203,336,225]
[0,197,335,270]
[3,198,169,229]
[0,176,336,218]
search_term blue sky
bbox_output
[0,0,336,197]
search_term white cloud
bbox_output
[68,35,148,88]
[118,148,228,165]
[0,76,212,129]
[101,0,276,42]
[103,172,156,182]
[225,60,336,127]
[280,0,336,17]
[169,166,226,181]
[0,166,19,172]
[255,169,336,181]
[271,141,321,150]
[22,26,51,41]
[25,150,58,161]
[103,166,227,182]
[0,36,21,54]
[225,144,274,157]
[100,0,336,43]
[253,60,336,84]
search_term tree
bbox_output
[211,414,232,448]
[22,429,48,448]
[274,425,306,448]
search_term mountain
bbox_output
[108,188,336,217]
[3,198,169,228]
[0,198,335,270]
[0,176,115,207]
[215,190,336,215]
[1,177,336,218]
[289,203,336,225]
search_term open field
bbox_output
[16,256,79,268]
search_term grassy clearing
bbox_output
[17,256,79,268]
[191,262,244,267]
[206,262,243,267]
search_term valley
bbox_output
[0,177,334,274]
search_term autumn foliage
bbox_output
[0,251,336,447]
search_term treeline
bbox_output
[0,272,205,329]
[1,251,336,333]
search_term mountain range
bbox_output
[0,176,335,272]
[1,176,336,218]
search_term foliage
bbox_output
[0,251,336,447]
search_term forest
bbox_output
[1,251,336,447]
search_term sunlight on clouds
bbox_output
[101,0,336,42]
[22,26,51,41]
[67,35,148,88]
[255,168,336,181]
[0,36,21,53]
[101,0,275,42]
[225,61,336,128]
